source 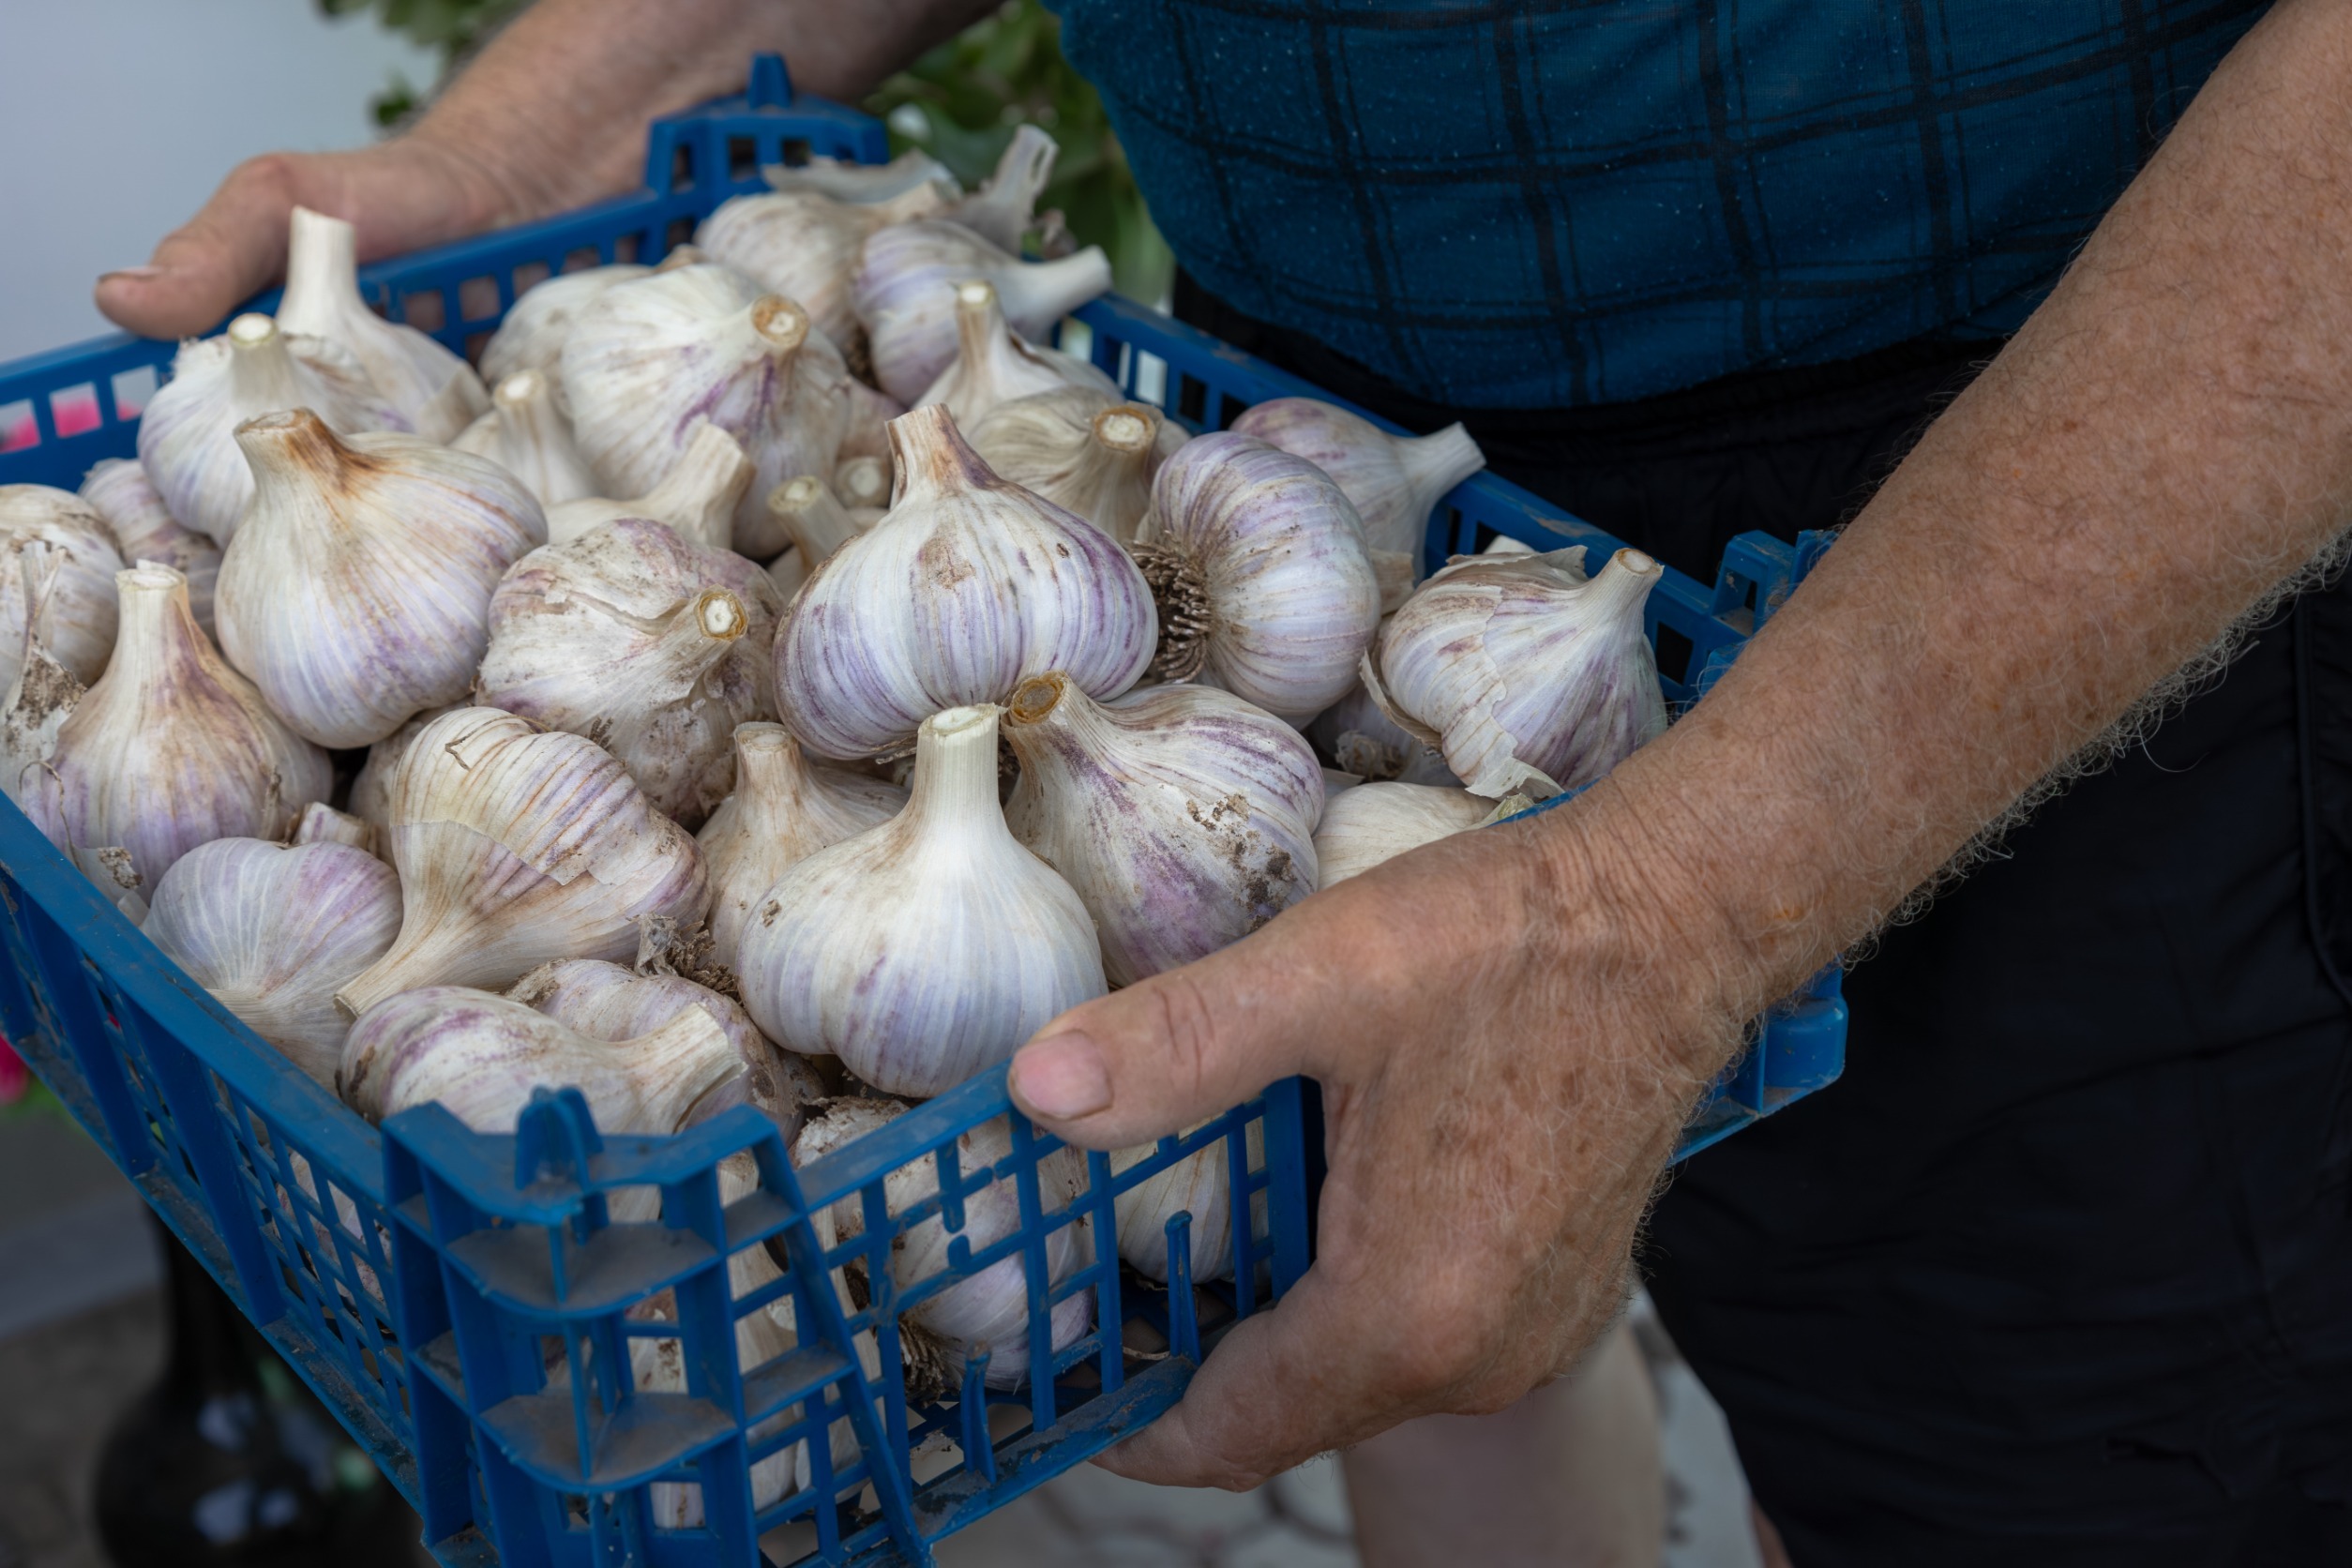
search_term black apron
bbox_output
[1177,276,2352,1565]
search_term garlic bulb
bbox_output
[833,455,891,520]
[796,1102,1093,1391]
[213,410,545,748]
[697,179,951,352]
[773,406,1155,759]
[763,148,957,203]
[543,421,752,550]
[738,704,1106,1097]
[0,547,90,809]
[23,565,330,895]
[942,126,1062,254]
[1003,673,1321,986]
[1230,399,1484,583]
[1306,676,1461,787]
[291,801,378,855]
[696,722,904,970]
[852,220,1111,402]
[276,207,490,441]
[451,369,601,507]
[1312,780,1502,887]
[913,279,1118,432]
[560,265,852,559]
[840,380,903,466]
[1132,432,1382,721]
[347,702,463,828]
[475,517,782,826]
[1364,547,1666,797]
[338,986,743,1133]
[0,486,122,686]
[143,837,401,1087]
[479,263,652,388]
[79,460,217,639]
[1109,1118,1264,1284]
[765,475,863,569]
[333,707,709,1017]
[966,393,1176,545]
[136,313,402,544]
[505,959,818,1134]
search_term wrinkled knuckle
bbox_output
[1143,975,1224,1096]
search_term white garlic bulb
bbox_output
[143,836,401,1087]
[852,220,1111,402]
[451,369,601,507]
[334,707,710,1017]
[136,313,402,544]
[1003,673,1321,986]
[560,265,852,559]
[0,546,91,809]
[0,486,122,687]
[966,392,1177,545]
[347,702,463,828]
[505,958,818,1134]
[542,421,752,550]
[276,206,490,442]
[79,460,217,639]
[1230,399,1485,592]
[941,126,1062,254]
[479,263,652,388]
[913,279,1119,432]
[738,704,1106,1098]
[1133,431,1382,721]
[773,405,1155,760]
[291,800,378,854]
[1109,1119,1264,1284]
[214,410,546,748]
[833,455,891,520]
[338,986,743,1134]
[696,722,904,970]
[1305,676,1461,787]
[696,179,952,352]
[23,565,330,896]
[1312,780,1504,887]
[475,517,782,826]
[1364,547,1666,798]
[765,475,862,569]
[795,1101,1094,1391]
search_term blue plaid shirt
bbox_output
[1052,0,2269,409]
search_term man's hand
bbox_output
[95,0,998,339]
[1010,783,1753,1489]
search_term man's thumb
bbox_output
[1007,949,1304,1149]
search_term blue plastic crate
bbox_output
[0,56,1844,1567]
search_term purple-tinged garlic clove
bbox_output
[852,220,1110,403]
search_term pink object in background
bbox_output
[0,1035,25,1105]
[51,384,101,437]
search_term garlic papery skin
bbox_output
[840,380,903,466]
[1003,673,1321,987]
[1366,547,1666,798]
[833,455,891,520]
[23,566,331,895]
[942,126,1062,255]
[290,801,379,856]
[0,547,88,809]
[773,405,1154,760]
[543,421,752,550]
[338,986,743,1134]
[913,279,1118,432]
[696,722,904,971]
[333,706,710,1017]
[505,958,817,1136]
[1132,431,1382,722]
[852,220,1112,402]
[766,475,862,569]
[1306,675,1462,788]
[347,702,464,828]
[697,180,952,353]
[1312,780,1500,887]
[560,266,852,560]
[276,207,490,442]
[796,1102,1093,1392]
[136,313,403,545]
[0,486,123,687]
[143,837,401,1087]
[475,518,783,826]
[737,704,1106,1097]
[1230,399,1485,575]
[479,263,652,388]
[966,393,1174,546]
[451,369,601,507]
[214,410,545,748]
[79,460,217,639]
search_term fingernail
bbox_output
[98,266,164,285]
[1011,1033,1112,1120]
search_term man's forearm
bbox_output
[1573,0,2352,1044]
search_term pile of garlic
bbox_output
[8,157,1673,1431]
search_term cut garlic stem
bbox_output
[834,455,890,511]
[1094,407,1153,453]
[768,475,860,567]
[224,315,305,406]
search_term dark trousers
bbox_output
[1176,276,2352,1564]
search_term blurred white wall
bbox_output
[0,0,439,361]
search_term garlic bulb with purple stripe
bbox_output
[542,421,753,549]
[1132,431,1382,722]
[1003,672,1321,987]
[737,704,1106,1098]
[773,405,1155,760]
[965,392,1180,545]
[1312,780,1512,888]
[852,220,1111,402]
[0,485,122,688]
[277,207,489,441]
[451,369,601,507]
[1363,547,1666,798]
[696,179,952,353]
[913,279,1118,432]
[80,460,215,639]
[479,263,652,388]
